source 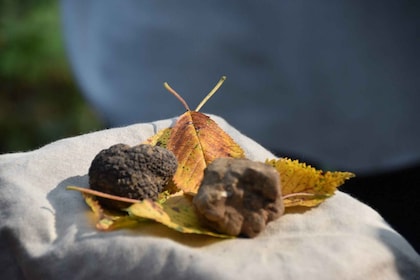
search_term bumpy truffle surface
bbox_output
[89,143,177,209]
[193,158,284,237]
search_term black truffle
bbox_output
[193,158,284,237]
[89,143,177,209]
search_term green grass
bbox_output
[0,0,105,153]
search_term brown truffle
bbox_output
[88,143,177,209]
[193,158,284,237]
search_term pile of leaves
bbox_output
[68,77,354,238]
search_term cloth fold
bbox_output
[1,116,419,279]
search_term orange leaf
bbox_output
[144,77,245,194]
[167,111,245,193]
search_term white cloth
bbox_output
[1,116,419,279]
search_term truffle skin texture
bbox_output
[193,158,284,237]
[89,143,177,209]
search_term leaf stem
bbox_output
[164,82,191,111]
[195,76,226,112]
[67,186,143,204]
[282,192,317,200]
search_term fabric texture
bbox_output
[1,116,419,279]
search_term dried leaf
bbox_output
[127,192,232,238]
[145,127,172,148]
[266,158,355,207]
[167,111,244,193]
[83,193,140,231]
[69,77,356,238]
[68,186,231,237]
[147,77,245,194]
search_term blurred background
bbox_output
[0,0,105,154]
[1,0,419,251]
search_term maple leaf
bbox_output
[266,158,355,207]
[147,77,245,194]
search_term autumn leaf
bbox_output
[167,111,244,193]
[83,193,140,231]
[68,77,356,238]
[68,186,142,230]
[266,158,355,207]
[127,192,232,238]
[147,76,245,194]
[145,127,172,147]
[68,186,231,238]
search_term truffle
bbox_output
[193,158,284,237]
[88,143,177,209]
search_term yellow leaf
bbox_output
[127,192,232,238]
[69,186,231,237]
[146,77,245,194]
[266,158,355,207]
[83,193,140,231]
[145,127,172,148]
[167,111,245,194]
